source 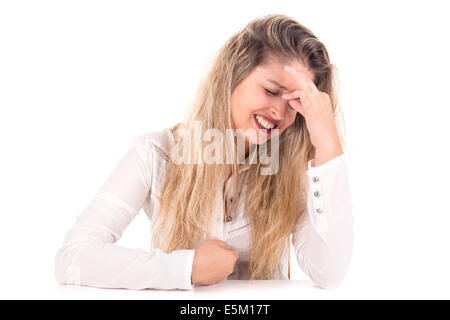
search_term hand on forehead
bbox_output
[258,58,315,93]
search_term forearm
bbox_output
[54,239,195,290]
[312,140,343,167]
[293,152,353,289]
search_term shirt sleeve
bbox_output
[54,134,196,290]
[291,152,354,289]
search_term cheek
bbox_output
[231,99,260,126]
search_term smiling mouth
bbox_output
[253,114,278,132]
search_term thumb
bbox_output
[215,240,231,249]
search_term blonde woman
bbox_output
[54,14,353,290]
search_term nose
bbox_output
[269,100,288,120]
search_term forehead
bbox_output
[252,58,315,91]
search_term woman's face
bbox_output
[230,58,315,149]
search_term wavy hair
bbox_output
[151,13,347,280]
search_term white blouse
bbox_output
[54,127,354,290]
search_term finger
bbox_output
[284,65,312,94]
[215,240,231,249]
[282,89,306,101]
[287,98,305,116]
[228,249,239,262]
[308,82,318,93]
[284,65,321,98]
[283,90,310,113]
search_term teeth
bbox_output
[256,115,274,129]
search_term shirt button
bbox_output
[312,176,320,183]
[314,191,321,197]
[316,208,322,214]
[225,216,232,222]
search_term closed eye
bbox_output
[265,88,295,111]
[264,88,279,96]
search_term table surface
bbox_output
[53,279,369,300]
[3,277,448,299]
[53,280,319,300]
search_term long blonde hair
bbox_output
[151,13,347,280]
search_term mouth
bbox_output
[253,114,278,133]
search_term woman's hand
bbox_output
[191,239,239,286]
[282,65,343,166]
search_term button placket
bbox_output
[224,173,245,224]
[309,173,328,234]
[223,175,233,224]
[312,175,324,215]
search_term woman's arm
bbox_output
[291,152,354,289]
[54,134,195,290]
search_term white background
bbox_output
[1,0,449,299]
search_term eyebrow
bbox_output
[266,79,289,91]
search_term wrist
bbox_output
[313,144,343,167]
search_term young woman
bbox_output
[54,14,353,290]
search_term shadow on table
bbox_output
[55,279,318,296]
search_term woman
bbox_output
[54,14,353,290]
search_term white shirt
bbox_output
[54,127,354,290]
